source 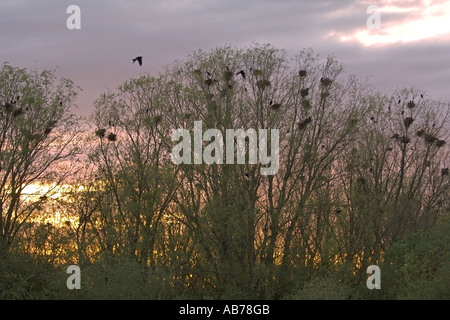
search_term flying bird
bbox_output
[132,56,143,66]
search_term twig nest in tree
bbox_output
[435,139,446,148]
[271,103,281,111]
[321,92,330,99]
[399,136,410,144]
[300,88,309,97]
[424,133,437,144]
[348,118,358,128]
[256,79,271,90]
[252,69,263,76]
[416,129,424,137]
[441,168,449,176]
[3,102,13,112]
[107,133,117,142]
[144,116,152,126]
[297,116,312,130]
[404,117,414,128]
[12,107,23,117]
[299,70,307,77]
[320,77,332,87]
[204,79,214,86]
[44,127,52,135]
[224,70,233,81]
[407,100,416,108]
[301,99,311,108]
[95,128,106,138]
[153,115,162,125]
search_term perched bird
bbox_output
[420,94,423,99]
[398,99,401,104]
[132,56,143,66]
[236,70,246,79]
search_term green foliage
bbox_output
[0,253,64,299]
[380,216,450,300]
[289,273,361,300]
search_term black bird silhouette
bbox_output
[132,56,143,66]
[420,94,423,99]
[236,70,246,79]
[398,99,401,104]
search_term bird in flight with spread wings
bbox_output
[132,56,143,66]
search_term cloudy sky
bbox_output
[1,0,449,116]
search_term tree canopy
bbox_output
[0,44,449,299]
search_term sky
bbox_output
[1,0,449,117]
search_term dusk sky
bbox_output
[1,0,449,116]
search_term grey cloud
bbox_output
[0,0,448,116]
